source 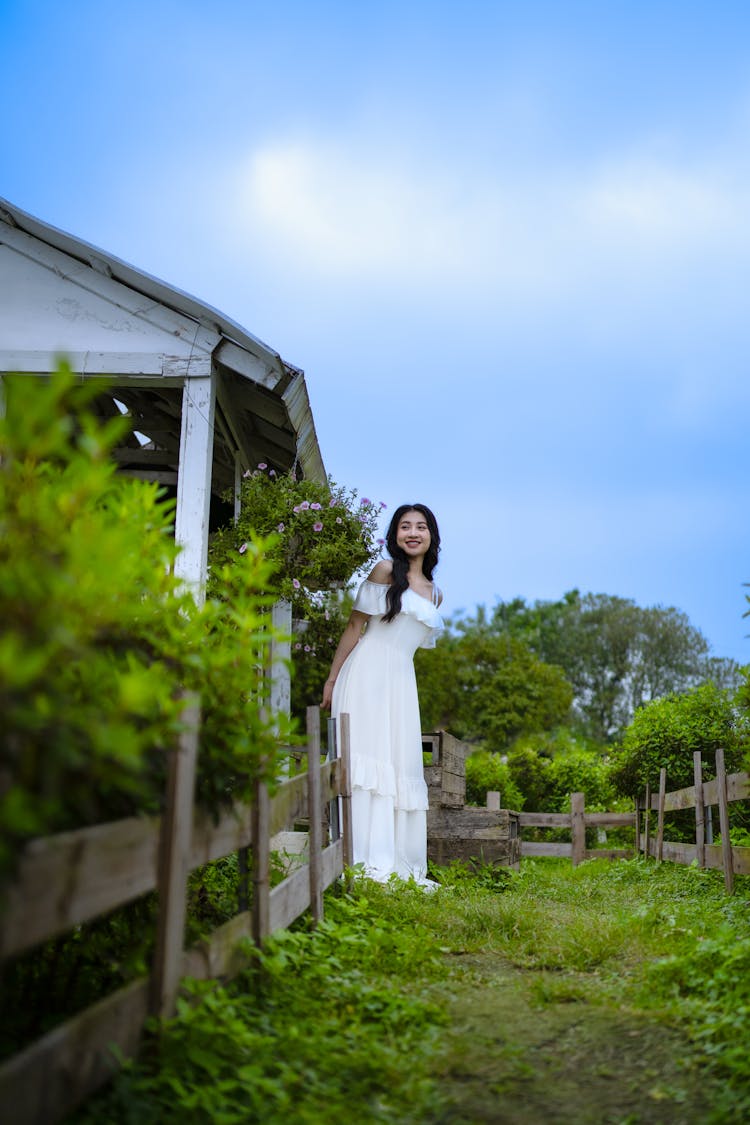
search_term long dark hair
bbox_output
[383,503,441,622]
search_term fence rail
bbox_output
[518,795,635,865]
[0,705,351,1125]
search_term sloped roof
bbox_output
[0,197,326,491]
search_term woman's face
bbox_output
[395,509,431,558]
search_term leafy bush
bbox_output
[609,681,748,799]
[465,749,525,810]
[76,889,449,1124]
[0,369,284,878]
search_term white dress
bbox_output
[332,579,443,884]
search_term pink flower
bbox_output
[243,470,251,478]
[335,516,343,524]
[293,505,301,513]
[304,645,311,652]
[269,469,276,477]
[294,643,302,650]
[329,498,337,507]
[377,538,385,546]
[239,543,248,554]
[310,502,322,510]
[258,462,267,470]
[292,578,301,589]
[313,521,323,532]
[300,501,310,510]
[360,498,371,506]
[277,522,285,532]
[379,501,387,509]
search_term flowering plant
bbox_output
[209,464,385,613]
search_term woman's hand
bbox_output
[320,678,335,710]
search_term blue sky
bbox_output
[3,0,750,661]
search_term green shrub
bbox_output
[609,682,748,799]
[465,749,525,810]
[0,369,284,878]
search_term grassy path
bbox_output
[77,858,750,1124]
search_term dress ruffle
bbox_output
[352,580,443,648]
[349,753,429,812]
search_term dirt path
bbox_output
[428,955,719,1125]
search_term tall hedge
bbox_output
[0,369,284,879]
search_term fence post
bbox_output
[715,748,734,894]
[307,707,324,925]
[644,784,651,858]
[656,769,666,863]
[486,791,501,811]
[339,712,354,870]
[327,716,340,843]
[571,792,585,866]
[251,778,271,944]
[150,693,200,1019]
[693,751,705,869]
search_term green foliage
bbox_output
[208,464,382,615]
[77,889,449,1124]
[465,749,525,809]
[490,591,740,741]
[610,681,748,798]
[0,369,284,878]
[289,591,352,723]
[415,616,573,749]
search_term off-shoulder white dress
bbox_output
[332,579,443,884]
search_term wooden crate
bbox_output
[423,731,521,869]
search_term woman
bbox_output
[321,504,443,884]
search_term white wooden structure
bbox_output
[0,197,325,603]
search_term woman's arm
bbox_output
[320,610,369,709]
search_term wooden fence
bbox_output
[518,794,635,865]
[637,749,750,893]
[0,705,352,1125]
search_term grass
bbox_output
[74,858,750,1124]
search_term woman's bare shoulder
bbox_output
[368,560,393,583]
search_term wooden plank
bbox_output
[339,712,354,870]
[715,749,734,894]
[644,784,651,859]
[327,716,341,843]
[703,770,750,806]
[150,696,199,1019]
[694,752,705,868]
[517,812,571,828]
[486,791,501,811]
[585,849,633,860]
[662,784,697,813]
[0,977,148,1125]
[656,769,666,863]
[520,842,573,858]
[0,816,160,960]
[307,707,323,926]
[571,793,585,866]
[251,780,271,944]
[190,802,252,867]
[182,911,253,982]
[583,813,635,827]
[269,863,310,934]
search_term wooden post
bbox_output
[571,792,585,866]
[327,716,340,842]
[644,784,651,859]
[251,779,271,944]
[656,768,666,863]
[174,372,216,606]
[307,707,323,926]
[486,791,501,811]
[715,748,734,894]
[269,599,292,726]
[339,712,354,870]
[150,694,200,1019]
[694,751,705,869]
[634,799,641,855]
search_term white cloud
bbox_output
[232,135,750,303]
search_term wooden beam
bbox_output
[173,374,216,604]
[570,792,585,866]
[715,749,734,893]
[307,707,323,926]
